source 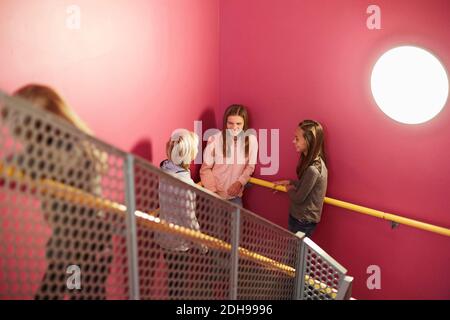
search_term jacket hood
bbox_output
[160,159,191,180]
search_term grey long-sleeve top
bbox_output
[287,159,328,223]
[157,160,201,251]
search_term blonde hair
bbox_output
[13,84,93,135]
[166,129,199,169]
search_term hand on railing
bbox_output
[200,244,209,255]
[250,177,450,237]
[272,180,292,193]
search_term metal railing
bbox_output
[0,91,352,300]
[250,177,450,237]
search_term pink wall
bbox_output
[0,0,219,299]
[1,0,449,300]
[0,0,219,164]
[220,0,450,299]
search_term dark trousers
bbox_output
[288,215,317,238]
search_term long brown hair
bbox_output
[13,84,92,135]
[296,120,327,179]
[222,104,250,158]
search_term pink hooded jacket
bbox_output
[200,131,258,199]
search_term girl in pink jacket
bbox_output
[200,104,258,207]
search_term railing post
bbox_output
[124,154,140,300]
[229,206,241,300]
[293,231,306,300]
[336,276,354,300]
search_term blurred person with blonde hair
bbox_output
[157,129,207,298]
[9,84,112,299]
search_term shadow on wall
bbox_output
[130,139,153,163]
[191,107,217,182]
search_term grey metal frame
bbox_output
[0,89,353,300]
[335,276,354,300]
[293,231,306,300]
[229,206,241,300]
[299,237,350,300]
[124,154,140,300]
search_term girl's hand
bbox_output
[273,180,291,187]
[200,244,209,255]
[285,184,295,192]
[272,180,291,193]
[227,181,243,197]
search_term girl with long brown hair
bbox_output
[274,120,328,237]
[200,104,258,207]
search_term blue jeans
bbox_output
[228,197,243,207]
[288,215,317,238]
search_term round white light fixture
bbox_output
[371,46,449,124]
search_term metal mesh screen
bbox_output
[300,238,347,300]
[238,209,300,299]
[0,94,129,299]
[133,158,235,300]
[0,91,352,300]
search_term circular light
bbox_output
[371,46,449,124]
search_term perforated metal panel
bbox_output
[0,90,352,300]
[133,158,234,300]
[300,237,347,300]
[238,209,300,299]
[0,93,129,299]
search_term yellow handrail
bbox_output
[0,161,340,298]
[249,177,450,238]
[0,162,293,275]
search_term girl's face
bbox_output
[226,115,245,136]
[293,127,307,155]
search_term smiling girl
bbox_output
[200,104,258,207]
